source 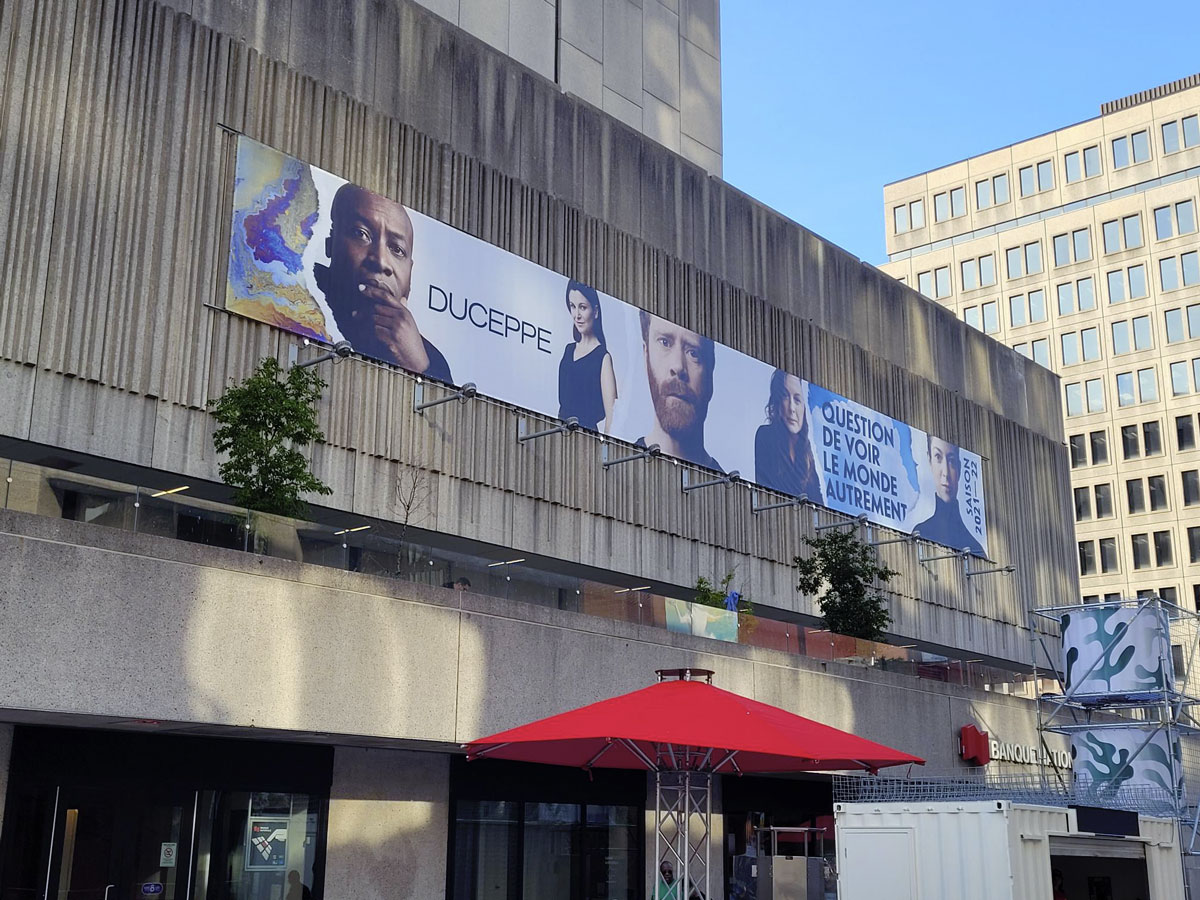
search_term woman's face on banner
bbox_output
[567,289,596,337]
[780,374,806,434]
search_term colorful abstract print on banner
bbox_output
[224,137,990,556]
[1060,603,1174,700]
[1071,727,1183,801]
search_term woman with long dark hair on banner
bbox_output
[755,369,822,501]
[557,280,617,432]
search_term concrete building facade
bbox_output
[882,74,1200,610]
[0,0,1074,897]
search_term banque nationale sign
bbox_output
[226,137,989,556]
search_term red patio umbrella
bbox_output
[465,669,923,900]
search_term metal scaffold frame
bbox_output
[1031,594,1200,856]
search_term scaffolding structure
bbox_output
[1031,595,1200,854]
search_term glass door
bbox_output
[49,786,194,900]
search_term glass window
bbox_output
[1190,304,1200,338]
[1112,320,1131,355]
[1117,371,1136,406]
[1032,338,1050,368]
[1183,251,1200,286]
[1124,214,1142,249]
[1053,233,1070,267]
[1132,129,1150,163]
[1108,269,1126,303]
[934,192,949,222]
[1084,145,1101,177]
[979,254,996,286]
[1178,415,1196,451]
[1086,378,1105,412]
[1122,424,1141,459]
[1082,327,1100,361]
[1100,536,1119,572]
[1019,165,1036,197]
[1061,332,1080,366]
[1014,341,1030,357]
[1037,159,1053,190]
[1065,382,1083,416]
[1078,276,1096,310]
[1103,220,1121,253]
[1079,540,1097,576]
[1145,420,1163,455]
[1172,361,1190,396]
[993,173,1010,204]
[1129,264,1147,299]
[1113,135,1131,169]
[935,266,951,297]
[1029,289,1046,322]
[1070,433,1087,467]
[1073,228,1091,261]
[1009,294,1027,327]
[1133,315,1152,350]
[1091,430,1109,464]
[1138,367,1158,402]
[1163,257,1181,292]
[1025,242,1042,274]
[1166,308,1185,343]
[1156,206,1174,241]
[1185,115,1200,148]
[1057,282,1075,315]
[894,205,910,234]
[950,186,966,217]
[910,198,925,229]
[1096,483,1114,517]
[961,259,978,291]
[1184,470,1200,505]
[1149,474,1168,511]
[1164,120,1181,154]
[1155,530,1173,566]
[976,179,991,210]
[982,300,1000,334]
[1006,246,1022,278]
[1191,527,1200,564]
[1074,486,1092,521]
[1132,533,1151,569]
[1065,151,1081,184]
[964,306,981,330]
[1179,200,1197,235]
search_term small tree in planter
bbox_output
[794,528,897,641]
[694,569,753,615]
[211,357,333,518]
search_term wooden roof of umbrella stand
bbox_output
[465,668,924,900]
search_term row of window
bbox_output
[1078,529,1178,575]
[1082,586,1188,607]
[1074,469,1200,521]
[1068,418,1173,467]
[893,115,1200,235]
[1066,368,1166,415]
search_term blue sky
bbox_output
[721,1,1200,266]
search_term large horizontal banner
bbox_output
[226,137,989,556]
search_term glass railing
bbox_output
[0,457,1049,697]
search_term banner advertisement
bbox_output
[226,137,989,555]
[1071,727,1183,801]
[1060,603,1173,700]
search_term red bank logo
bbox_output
[960,724,991,766]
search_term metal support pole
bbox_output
[517,416,580,442]
[602,443,660,469]
[814,513,867,532]
[414,381,477,413]
[751,492,808,514]
[681,469,741,493]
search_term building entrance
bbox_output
[49,784,194,900]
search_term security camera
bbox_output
[460,382,478,399]
[727,470,742,484]
[646,444,662,458]
[333,340,353,359]
[564,417,581,432]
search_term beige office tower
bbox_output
[883,74,1200,608]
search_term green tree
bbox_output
[794,528,897,641]
[211,357,333,517]
[694,569,753,615]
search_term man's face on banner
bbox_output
[644,314,714,434]
[928,437,961,503]
[325,187,415,310]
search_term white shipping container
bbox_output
[834,800,1184,900]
